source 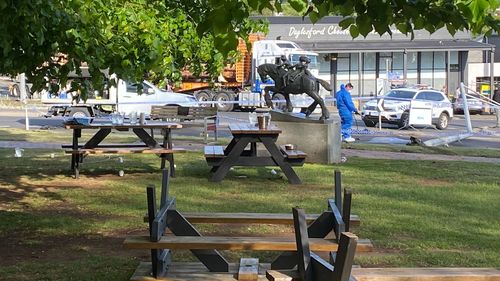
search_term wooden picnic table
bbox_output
[64,122,183,178]
[205,123,306,184]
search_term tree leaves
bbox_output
[349,25,360,38]
[288,0,307,13]
[356,14,373,37]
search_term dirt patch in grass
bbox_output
[34,175,130,188]
[0,177,112,210]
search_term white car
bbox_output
[361,88,453,129]
[119,80,199,116]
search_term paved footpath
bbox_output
[1,140,499,164]
[343,149,500,164]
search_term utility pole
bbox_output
[19,73,30,130]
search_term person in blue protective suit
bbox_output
[336,83,358,142]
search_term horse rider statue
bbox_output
[257,55,332,120]
[282,56,315,87]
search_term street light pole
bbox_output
[19,73,30,131]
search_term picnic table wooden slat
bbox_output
[124,235,374,252]
[64,122,182,130]
[178,212,361,226]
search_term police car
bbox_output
[361,88,453,129]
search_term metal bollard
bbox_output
[496,109,500,127]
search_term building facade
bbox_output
[260,16,495,98]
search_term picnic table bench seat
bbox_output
[204,145,307,167]
[151,105,218,143]
[204,145,225,157]
[124,235,373,252]
[64,147,185,155]
[279,145,306,159]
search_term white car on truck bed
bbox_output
[43,79,198,118]
[361,88,453,129]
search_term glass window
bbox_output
[363,53,376,71]
[143,83,153,94]
[379,54,392,75]
[407,68,418,85]
[450,51,459,64]
[433,52,445,70]
[337,57,350,71]
[434,77,446,91]
[421,52,433,69]
[426,92,445,101]
[407,52,418,70]
[126,82,139,93]
[276,43,297,49]
[415,92,427,100]
[319,55,330,76]
[392,52,404,70]
[351,53,359,71]
[307,55,318,69]
[386,90,416,99]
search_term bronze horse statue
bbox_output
[257,63,332,120]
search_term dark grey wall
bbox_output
[253,16,472,44]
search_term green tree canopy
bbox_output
[0,0,498,99]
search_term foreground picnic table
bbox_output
[205,123,306,184]
[64,122,183,178]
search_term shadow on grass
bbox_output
[0,148,162,206]
[0,212,145,266]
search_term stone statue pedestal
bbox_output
[270,110,341,164]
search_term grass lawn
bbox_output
[0,148,499,280]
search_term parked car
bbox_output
[453,96,484,115]
[361,88,453,129]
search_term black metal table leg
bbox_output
[163,128,175,177]
[210,137,251,182]
[167,210,229,272]
[82,128,111,148]
[133,128,158,148]
[260,136,302,184]
[72,129,81,178]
